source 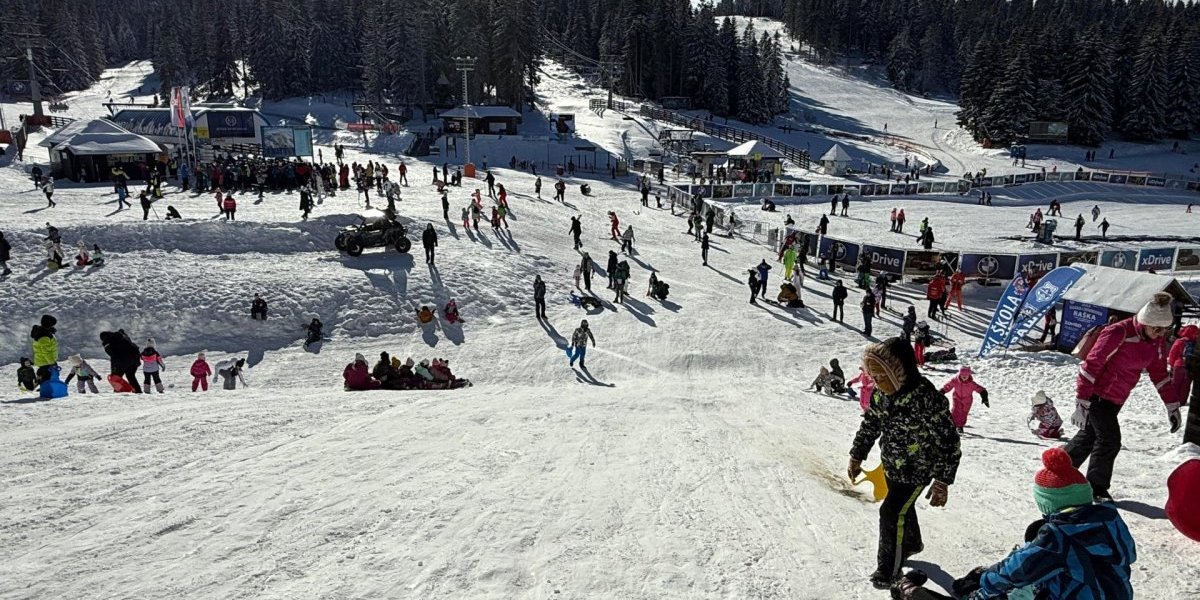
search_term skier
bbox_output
[63,354,100,394]
[422,223,438,264]
[568,319,595,369]
[1067,292,1181,502]
[534,274,547,320]
[0,230,12,276]
[30,314,59,385]
[1074,214,1085,241]
[1098,218,1110,239]
[832,280,848,322]
[955,448,1134,600]
[100,329,142,393]
[42,176,55,207]
[948,270,965,310]
[620,225,635,254]
[579,252,594,292]
[941,367,989,433]
[756,260,772,300]
[191,352,212,392]
[849,337,961,589]
[251,293,268,320]
[569,216,583,250]
[926,273,946,320]
[701,233,710,266]
[214,357,248,390]
[861,289,877,336]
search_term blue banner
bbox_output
[1099,250,1136,271]
[961,253,1018,280]
[1057,299,1109,352]
[861,244,906,275]
[979,273,1031,357]
[206,110,257,138]
[1136,247,1175,272]
[819,236,861,268]
[1017,253,1059,281]
[1005,266,1087,346]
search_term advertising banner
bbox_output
[1136,247,1176,272]
[1174,247,1200,272]
[774,183,792,196]
[1099,249,1136,271]
[1017,253,1060,281]
[960,253,1018,280]
[261,126,296,158]
[1060,250,1098,266]
[712,184,733,199]
[206,110,257,138]
[819,236,861,268]
[861,245,907,275]
[1057,299,1109,352]
[979,273,1030,357]
[1005,266,1087,346]
[904,251,958,279]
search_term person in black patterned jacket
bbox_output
[849,337,962,589]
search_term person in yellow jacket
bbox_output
[30,314,59,384]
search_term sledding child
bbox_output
[17,357,37,392]
[343,353,379,391]
[1028,390,1063,439]
[444,299,461,324]
[63,354,100,394]
[809,366,845,395]
[940,366,989,433]
[75,241,91,267]
[829,359,846,391]
[141,338,166,393]
[191,352,212,392]
[91,244,105,266]
[416,305,436,324]
[847,366,876,412]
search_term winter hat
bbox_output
[355,353,366,363]
[147,337,156,348]
[68,354,82,366]
[863,337,920,395]
[1032,447,1093,515]
[1137,292,1175,328]
[405,357,414,367]
[958,366,973,380]
[1032,390,1051,406]
[40,314,57,328]
[20,357,31,366]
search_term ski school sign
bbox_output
[861,244,906,275]
[979,273,1030,357]
[1137,248,1176,272]
[1005,266,1087,346]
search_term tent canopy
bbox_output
[820,144,853,162]
[1062,264,1194,314]
[40,119,131,148]
[54,132,161,155]
[727,140,783,159]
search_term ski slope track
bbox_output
[0,56,1198,599]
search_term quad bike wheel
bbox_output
[345,240,364,256]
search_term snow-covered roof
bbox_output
[819,144,853,162]
[439,106,522,119]
[40,119,130,148]
[1062,264,1194,313]
[726,140,783,159]
[52,132,162,156]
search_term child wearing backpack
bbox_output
[191,352,212,392]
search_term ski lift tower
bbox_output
[454,55,477,176]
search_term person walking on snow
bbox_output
[1091,205,1101,222]
[701,233,710,266]
[620,225,635,254]
[783,245,797,280]
[841,194,850,217]
[941,367,989,433]
[579,252,594,292]
[890,208,898,232]
[422,223,438,264]
[569,216,583,250]
[926,273,947,320]
[30,314,59,385]
[214,357,248,390]
[849,337,961,589]
[606,251,618,289]
[1168,325,1198,413]
[140,338,166,393]
[861,289,877,336]
[63,354,100,394]
[461,206,470,230]
[609,212,620,240]
[42,176,55,207]
[1099,218,1110,239]
[949,270,965,310]
[568,319,595,368]
[756,260,772,299]
[535,176,542,199]
[747,271,761,305]
[832,280,848,322]
[534,275,547,320]
[1074,214,1085,241]
[1066,293,1181,502]
[191,352,212,392]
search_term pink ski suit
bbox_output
[1077,317,1174,406]
[847,367,876,413]
[941,366,988,429]
[1167,324,1198,406]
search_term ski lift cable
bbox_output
[46,39,111,95]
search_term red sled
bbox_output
[1167,458,1200,543]
[108,374,135,393]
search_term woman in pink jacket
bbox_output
[941,366,989,432]
[1168,324,1198,408]
[1067,292,1182,502]
[847,366,876,413]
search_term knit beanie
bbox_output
[354,353,366,363]
[1136,292,1175,328]
[1031,390,1050,406]
[1033,447,1093,515]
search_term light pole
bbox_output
[454,56,476,166]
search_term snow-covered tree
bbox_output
[1065,28,1113,147]
[1118,32,1169,140]
[981,43,1036,145]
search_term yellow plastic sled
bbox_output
[854,464,889,502]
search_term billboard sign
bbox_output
[1099,250,1136,271]
[1174,247,1200,272]
[861,245,906,275]
[960,253,1018,280]
[1136,247,1176,272]
[1057,299,1108,352]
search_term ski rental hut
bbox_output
[40,119,162,182]
[1056,264,1195,352]
[726,140,784,181]
[818,144,854,176]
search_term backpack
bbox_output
[1071,324,1106,359]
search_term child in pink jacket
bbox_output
[941,366,989,432]
[191,352,212,392]
[847,366,876,413]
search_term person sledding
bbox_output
[416,305,436,325]
[444,299,463,324]
[1029,391,1063,439]
[569,291,602,311]
[941,366,989,433]
[344,353,381,391]
[647,273,670,301]
[303,318,324,348]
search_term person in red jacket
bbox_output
[191,352,212,392]
[1066,292,1181,502]
[344,353,381,391]
[948,270,966,310]
[608,211,620,240]
[925,273,946,320]
[1168,324,1197,404]
[222,194,237,221]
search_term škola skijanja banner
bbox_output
[1003,266,1087,347]
[978,273,1030,358]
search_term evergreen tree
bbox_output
[737,22,770,124]
[719,17,740,117]
[1119,31,1169,140]
[886,25,915,90]
[1165,30,1200,137]
[981,43,1036,145]
[1065,28,1114,146]
[956,37,999,138]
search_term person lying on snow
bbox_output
[777,282,802,308]
[569,291,602,311]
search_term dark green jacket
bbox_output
[850,377,961,485]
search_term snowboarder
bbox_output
[191,352,212,392]
[534,274,547,320]
[63,354,100,394]
[569,216,583,250]
[140,338,166,393]
[251,294,268,320]
[422,223,438,264]
[849,337,961,589]
[1067,292,1180,502]
[941,367,989,433]
[568,319,595,368]
[832,280,848,322]
[214,357,248,390]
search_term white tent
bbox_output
[42,119,162,181]
[818,144,854,175]
[727,140,783,159]
[40,119,133,148]
[1062,264,1194,314]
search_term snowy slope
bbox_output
[1,62,1198,600]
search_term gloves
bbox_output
[926,480,949,507]
[1071,396,1095,428]
[848,457,863,482]
[1167,403,1182,433]
[980,389,990,408]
